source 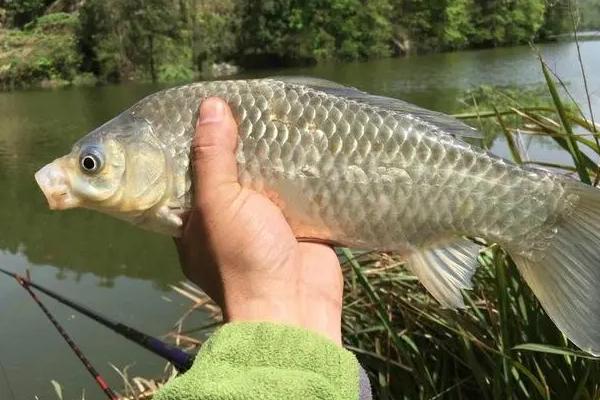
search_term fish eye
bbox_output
[79,150,104,174]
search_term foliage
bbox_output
[4,0,53,27]
[0,12,81,89]
[158,62,194,83]
[539,0,572,38]
[29,11,77,32]
[455,84,579,147]
[341,247,600,399]
[71,72,97,86]
[237,0,394,65]
[392,0,444,51]
[0,0,590,88]
[442,0,474,49]
[78,0,188,82]
[76,0,113,77]
[192,0,240,66]
[504,0,546,44]
[118,0,184,82]
[579,0,600,30]
[394,0,549,51]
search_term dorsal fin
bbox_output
[273,76,483,141]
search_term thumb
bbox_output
[191,97,240,203]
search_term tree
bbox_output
[539,0,571,38]
[442,0,474,49]
[5,0,53,27]
[118,0,182,82]
[78,0,112,76]
[237,0,393,65]
[469,0,510,46]
[579,0,600,29]
[78,0,186,82]
[392,0,454,51]
[505,0,546,43]
[192,0,240,68]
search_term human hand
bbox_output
[175,98,344,344]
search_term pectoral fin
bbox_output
[406,239,482,308]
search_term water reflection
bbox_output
[0,85,186,288]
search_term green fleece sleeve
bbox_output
[154,322,362,400]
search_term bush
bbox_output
[158,62,194,83]
[192,5,239,66]
[77,0,189,83]
[28,11,78,33]
[72,72,98,86]
[4,0,52,28]
[0,13,81,89]
[237,0,394,65]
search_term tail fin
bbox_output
[511,181,600,356]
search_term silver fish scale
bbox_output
[130,79,570,256]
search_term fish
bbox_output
[35,77,600,355]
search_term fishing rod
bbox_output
[0,268,194,373]
[6,272,119,400]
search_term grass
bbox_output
[165,241,600,399]
[340,250,600,399]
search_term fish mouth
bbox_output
[34,160,81,210]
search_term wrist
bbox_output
[223,295,342,345]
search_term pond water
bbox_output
[0,40,599,399]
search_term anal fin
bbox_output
[406,238,482,308]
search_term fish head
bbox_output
[35,113,170,218]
